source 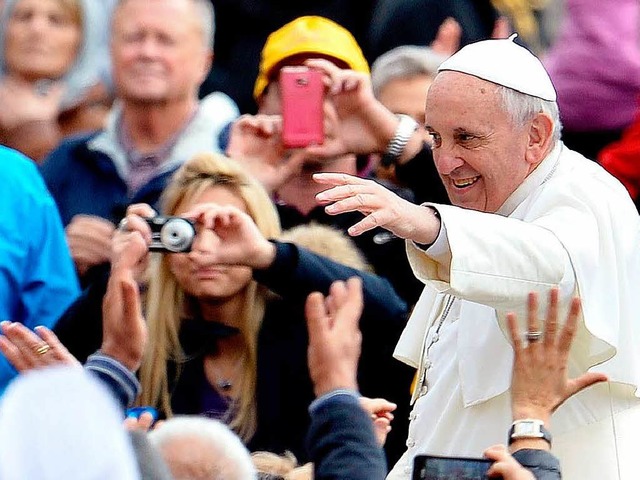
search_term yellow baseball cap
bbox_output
[253,15,370,100]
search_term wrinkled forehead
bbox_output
[425,71,510,130]
[112,0,199,30]
[430,70,501,97]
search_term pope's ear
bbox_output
[525,112,554,165]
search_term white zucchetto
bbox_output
[438,34,557,101]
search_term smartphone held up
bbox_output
[413,454,496,480]
[279,66,325,148]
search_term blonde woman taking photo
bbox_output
[55,152,411,462]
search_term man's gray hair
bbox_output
[115,0,215,49]
[193,0,215,49]
[371,45,449,98]
[148,415,257,480]
[496,85,563,145]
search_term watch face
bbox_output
[514,421,542,437]
[510,419,551,444]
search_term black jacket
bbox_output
[308,392,387,480]
[55,241,413,465]
[513,449,562,480]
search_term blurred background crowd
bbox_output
[2,0,639,201]
[0,0,639,479]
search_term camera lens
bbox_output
[160,218,195,252]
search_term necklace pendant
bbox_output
[217,379,233,392]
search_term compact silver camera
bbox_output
[145,217,195,253]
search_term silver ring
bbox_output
[525,330,543,342]
[118,218,129,232]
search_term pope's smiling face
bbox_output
[425,71,534,213]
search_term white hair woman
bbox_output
[0,0,112,161]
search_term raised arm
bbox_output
[305,277,387,480]
[484,288,608,479]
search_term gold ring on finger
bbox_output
[34,343,51,355]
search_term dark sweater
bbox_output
[55,241,413,465]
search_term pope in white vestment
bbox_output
[388,141,640,479]
[313,35,640,480]
[383,40,640,480]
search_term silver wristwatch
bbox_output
[508,419,552,446]
[381,114,419,167]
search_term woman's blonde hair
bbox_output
[279,222,372,272]
[139,152,281,442]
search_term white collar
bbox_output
[497,141,563,217]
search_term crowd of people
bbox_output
[1,0,640,479]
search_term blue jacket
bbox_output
[39,97,239,227]
[0,147,80,395]
[39,132,178,227]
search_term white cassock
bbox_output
[387,143,640,480]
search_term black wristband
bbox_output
[413,206,440,250]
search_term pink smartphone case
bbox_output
[280,67,324,148]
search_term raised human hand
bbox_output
[491,16,512,39]
[100,267,146,372]
[507,288,608,424]
[314,172,441,243]
[0,77,65,130]
[112,203,156,281]
[66,214,117,277]
[359,396,397,446]
[0,322,80,371]
[305,277,363,397]
[226,114,307,194]
[430,17,461,55]
[101,217,149,374]
[181,203,276,270]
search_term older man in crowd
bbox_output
[39,0,238,284]
[311,37,640,479]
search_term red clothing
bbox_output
[599,110,640,201]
